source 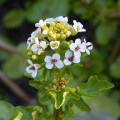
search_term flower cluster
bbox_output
[26,16,93,78]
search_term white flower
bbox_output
[83,39,93,55]
[35,20,46,28]
[45,18,55,24]
[44,53,64,69]
[55,16,68,23]
[31,37,46,55]
[69,38,86,58]
[31,28,44,39]
[50,41,60,50]
[26,59,38,78]
[64,50,80,65]
[27,37,34,49]
[73,20,86,32]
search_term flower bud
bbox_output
[61,34,66,39]
[57,33,60,38]
[32,55,37,60]
[51,34,57,39]
[71,28,77,36]
[66,26,70,30]
[42,30,48,36]
[49,27,53,31]
[66,31,71,37]
[50,22,55,27]
[56,23,60,28]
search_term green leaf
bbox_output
[64,68,73,80]
[65,87,80,100]
[17,42,27,59]
[2,53,25,80]
[78,75,114,97]
[109,56,120,78]
[38,91,52,105]
[0,36,12,61]
[9,106,42,120]
[3,9,25,28]
[73,97,91,112]
[29,80,49,90]
[96,21,117,45]
[0,101,13,120]
[49,89,69,109]
[26,0,70,23]
[2,42,27,80]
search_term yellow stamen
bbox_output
[37,45,42,49]
[52,42,58,47]
[77,25,80,31]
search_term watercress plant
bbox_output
[0,16,114,120]
[25,16,114,120]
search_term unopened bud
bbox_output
[51,34,56,39]
[61,34,66,39]
[42,30,48,35]
[71,28,77,36]
[66,31,71,37]
[50,22,55,27]
[32,55,37,60]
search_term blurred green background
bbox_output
[0,0,120,120]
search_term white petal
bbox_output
[65,50,72,58]
[73,24,77,31]
[55,60,64,69]
[33,28,41,37]
[69,43,77,51]
[45,18,55,23]
[74,51,81,58]
[39,20,44,26]
[42,30,47,35]
[37,49,42,55]
[73,57,80,63]
[86,49,90,55]
[35,37,39,45]
[75,38,81,45]
[27,59,33,65]
[80,44,86,52]
[87,42,93,50]
[31,44,38,52]
[83,39,86,44]
[51,46,59,50]
[64,59,71,65]
[44,56,51,63]
[46,63,53,69]
[73,20,77,25]
[80,48,85,52]
[26,66,32,73]
[27,37,31,44]
[52,53,60,60]
[35,23,39,27]
[55,16,68,22]
[79,28,86,32]
[40,41,46,49]
[32,70,37,78]
[78,22,83,29]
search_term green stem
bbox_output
[54,107,63,120]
